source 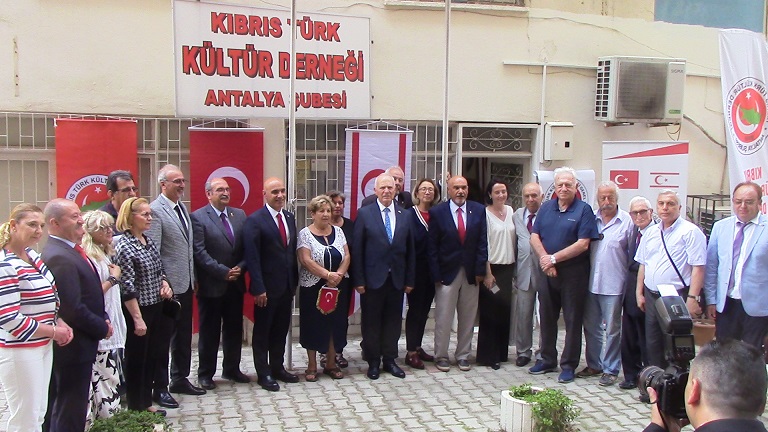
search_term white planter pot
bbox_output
[500,389,540,432]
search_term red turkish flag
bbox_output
[189,128,264,325]
[610,170,639,189]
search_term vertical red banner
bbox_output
[189,128,265,324]
[55,119,138,209]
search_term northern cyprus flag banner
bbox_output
[720,29,768,210]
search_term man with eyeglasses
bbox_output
[703,182,768,349]
[100,170,138,230]
[146,164,206,409]
[361,166,414,209]
[619,196,655,393]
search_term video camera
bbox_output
[638,294,696,420]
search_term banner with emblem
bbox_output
[601,141,689,213]
[720,29,768,211]
[189,127,264,323]
[343,128,413,220]
[55,119,138,209]
[534,169,596,209]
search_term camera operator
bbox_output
[643,339,768,432]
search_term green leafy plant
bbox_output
[508,383,580,432]
[89,409,169,432]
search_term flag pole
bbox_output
[441,0,451,197]
[286,0,297,370]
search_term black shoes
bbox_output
[619,379,638,390]
[383,361,406,379]
[198,377,216,390]
[515,356,531,367]
[169,378,207,396]
[367,363,380,380]
[222,370,251,383]
[152,390,179,409]
[257,375,280,392]
[273,369,300,383]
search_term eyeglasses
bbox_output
[118,186,139,193]
[170,178,186,185]
[133,211,152,219]
[96,225,114,232]
[418,187,435,193]
[733,199,757,206]
[630,209,650,217]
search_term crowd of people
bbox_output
[0,163,767,431]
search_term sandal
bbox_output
[336,353,349,368]
[323,367,344,380]
[305,369,318,382]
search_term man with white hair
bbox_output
[579,181,633,387]
[528,167,598,384]
[635,189,706,369]
[361,166,414,209]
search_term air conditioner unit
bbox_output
[594,56,686,124]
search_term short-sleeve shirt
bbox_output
[532,197,598,263]
[589,209,633,295]
[635,217,707,292]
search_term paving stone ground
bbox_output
[2,325,767,431]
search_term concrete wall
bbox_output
[0,0,730,194]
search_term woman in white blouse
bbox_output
[81,210,127,427]
[477,180,516,370]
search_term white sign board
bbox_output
[173,0,371,118]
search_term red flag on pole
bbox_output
[55,119,137,208]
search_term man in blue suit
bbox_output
[704,181,768,349]
[243,177,299,391]
[352,173,415,380]
[191,178,249,390]
[428,175,488,373]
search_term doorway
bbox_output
[461,157,527,209]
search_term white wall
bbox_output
[0,0,729,194]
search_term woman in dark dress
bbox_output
[326,190,353,368]
[298,195,351,381]
[404,178,441,369]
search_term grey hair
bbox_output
[43,198,74,222]
[596,180,619,202]
[204,181,213,192]
[657,188,680,205]
[375,173,395,188]
[629,195,652,209]
[157,164,181,183]
[386,166,404,175]
[553,166,578,183]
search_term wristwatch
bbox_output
[549,255,557,265]
[687,294,700,302]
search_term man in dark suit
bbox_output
[42,198,111,432]
[352,173,416,380]
[360,166,413,209]
[191,178,249,390]
[619,196,654,391]
[147,164,206,409]
[428,175,488,372]
[243,177,299,391]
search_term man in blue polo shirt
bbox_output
[528,167,598,383]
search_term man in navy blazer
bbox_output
[704,181,768,349]
[352,173,416,380]
[42,199,111,432]
[191,178,249,390]
[242,177,299,391]
[428,175,488,373]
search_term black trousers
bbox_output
[644,286,687,368]
[621,272,646,382]
[251,290,293,377]
[716,297,768,350]
[538,261,589,371]
[125,302,165,410]
[154,288,194,389]
[45,359,93,432]
[197,284,245,380]
[405,272,435,352]
[476,263,513,364]
[361,276,404,363]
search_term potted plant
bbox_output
[89,410,170,432]
[500,383,580,432]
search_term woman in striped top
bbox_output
[0,203,73,432]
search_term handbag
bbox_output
[162,296,182,320]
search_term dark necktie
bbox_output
[728,221,748,291]
[220,212,235,244]
[74,244,96,273]
[636,230,642,247]
[527,213,535,233]
[174,204,188,233]
[276,213,288,247]
[457,208,466,245]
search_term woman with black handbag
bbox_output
[114,197,173,415]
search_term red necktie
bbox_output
[276,213,288,247]
[457,208,466,245]
[74,244,96,273]
[527,213,535,233]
